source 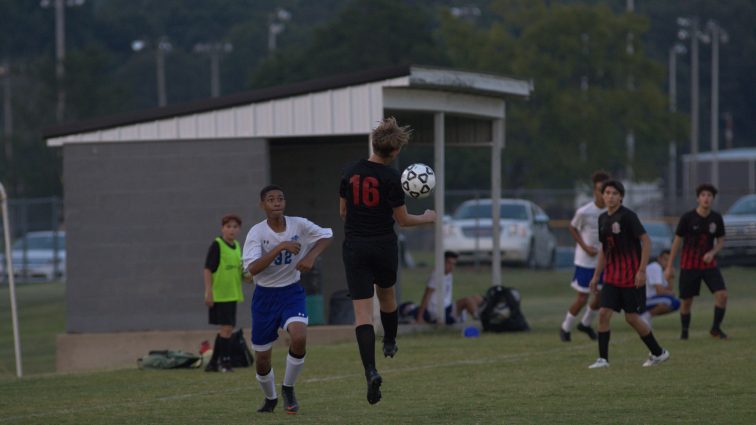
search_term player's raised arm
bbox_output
[393,205,436,227]
[247,241,300,276]
[339,196,347,221]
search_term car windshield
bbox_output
[727,197,756,215]
[12,234,66,251]
[644,222,672,238]
[453,202,529,221]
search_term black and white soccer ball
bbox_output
[401,163,436,199]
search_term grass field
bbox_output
[1,264,755,424]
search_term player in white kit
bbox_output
[560,171,609,342]
[243,185,333,414]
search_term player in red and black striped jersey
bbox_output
[339,117,436,404]
[587,181,670,369]
[664,184,729,340]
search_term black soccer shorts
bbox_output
[208,301,237,326]
[679,268,726,299]
[342,237,399,300]
[600,284,646,314]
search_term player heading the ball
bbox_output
[339,117,436,405]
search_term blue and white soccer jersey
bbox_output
[570,202,606,293]
[645,261,681,312]
[243,216,332,351]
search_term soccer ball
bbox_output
[401,163,436,199]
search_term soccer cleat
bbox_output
[559,328,571,342]
[576,323,598,340]
[257,397,278,413]
[680,329,689,340]
[281,385,299,414]
[382,339,398,358]
[642,349,670,367]
[366,369,383,405]
[710,328,729,340]
[588,358,609,369]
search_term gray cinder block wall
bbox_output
[63,138,268,332]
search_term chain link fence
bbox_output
[0,197,64,283]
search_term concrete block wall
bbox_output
[63,138,268,332]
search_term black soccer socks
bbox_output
[713,306,726,330]
[598,331,610,361]
[380,309,398,344]
[641,332,663,357]
[355,324,376,372]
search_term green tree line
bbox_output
[0,0,753,196]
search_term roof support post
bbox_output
[491,112,504,287]
[433,112,446,324]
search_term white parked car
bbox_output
[443,198,557,268]
[721,194,756,265]
[643,220,674,259]
[0,231,66,281]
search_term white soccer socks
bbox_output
[581,308,598,327]
[283,353,306,387]
[561,312,577,332]
[256,369,277,400]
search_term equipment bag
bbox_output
[229,328,254,368]
[205,329,255,371]
[479,286,530,333]
[138,350,202,370]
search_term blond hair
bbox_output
[371,117,411,158]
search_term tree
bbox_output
[248,0,446,88]
[438,1,683,188]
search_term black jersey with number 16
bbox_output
[339,159,406,240]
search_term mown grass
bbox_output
[1,265,754,424]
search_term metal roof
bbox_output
[682,147,756,161]
[44,65,532,146]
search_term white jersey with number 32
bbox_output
[242,216,332,288]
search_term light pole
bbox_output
[194,42,233,98]
[677,17,704,192]
[40,0,85,122]
[667,43,686,208]
[268,8,292,52]
[625,0,635,184]
[704,20,728,190]
[0,62,11,167]
[450,5,481,20]
[132,37,172,107]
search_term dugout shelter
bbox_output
[44,65,532,371]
